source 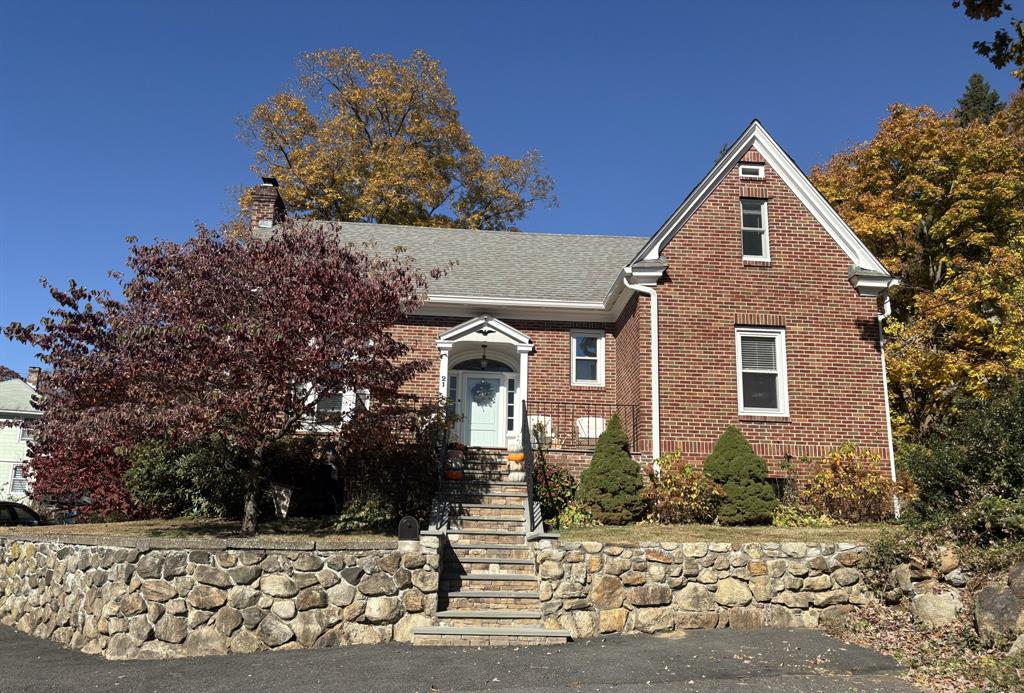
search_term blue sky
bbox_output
[0,1,1018,374]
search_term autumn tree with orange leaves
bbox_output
[812,93,1024,440]
[238,48,555,230]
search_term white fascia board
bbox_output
[417,301,618,324]
[426,294,606,311]
[632,120,890,277]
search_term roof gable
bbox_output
[631,121,890,278]
[0,378,39,415]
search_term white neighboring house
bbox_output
[0,372,41,503]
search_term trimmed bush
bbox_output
[800,443,906,522]
[703,426,776,525]
[643,453,722,524]
[577,414,644,525]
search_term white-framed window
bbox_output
[735,327,789,416]
[740,198,770,260]
[739,163,764,179]
[10,465,27,494]
[570,330,605,386]
[18,423,34,442]
[314,388,370,424]
[506,377,516,432]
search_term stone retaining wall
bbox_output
[531,540,870,638]
[2,533,874,657]
[0,534,441,659]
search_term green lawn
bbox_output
[560,523,887,545]
[0,517,391,543]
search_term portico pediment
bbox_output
[436,314,532,351]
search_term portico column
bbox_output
[437,341,453,399]
[516,344,532,433]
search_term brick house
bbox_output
[251,120,897,483]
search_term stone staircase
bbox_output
[412,450,570,646]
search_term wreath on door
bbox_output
[470,380,497,406]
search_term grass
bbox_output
[0,517,392,543]
[560,522,888,545]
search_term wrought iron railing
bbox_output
[520,400,537,533]
[524,400,640,452]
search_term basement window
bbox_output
[736,328,789,416]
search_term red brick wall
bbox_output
[613,293,653,455]
[654,146,890,479]
[391,315,626,448]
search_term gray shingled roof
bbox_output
[296,221,647,304]
[0,379,39,415]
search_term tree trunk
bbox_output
[240,457,263,535]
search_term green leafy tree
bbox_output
[902,378,1024,521]
[811,100,1024,440]
[955,73,1004,124]
[955,1,1024,86]
[703,427,776,525]
[577,415,644,525]
[239,47,555,230]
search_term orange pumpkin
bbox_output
[444,469,464,481]
[507,452,525,462]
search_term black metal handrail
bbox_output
[521,400,537,533]
[525,400,640,451]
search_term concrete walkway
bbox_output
[0,626,917,692]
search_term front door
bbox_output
[465,375,503,448]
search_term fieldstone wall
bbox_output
[531,540,870,638]
[0,534,441,659]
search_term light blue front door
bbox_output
[465,375,502,448]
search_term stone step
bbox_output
[411,625,570,646]
[449,529,526,545]
[451,519,525,532]
[445,556,534,566]
[445,505,525,519]
[436,610,544,627]
[443,573,537,592]
[443,590,541,609]
[445,557,534,572]
[442,493,526,505]
[443,480,527,489]
[449,544,532,559]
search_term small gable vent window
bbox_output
[739,163,764,179]
[735,328,788,416]
[740,199,770,261]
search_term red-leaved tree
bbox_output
[4,224,437,532]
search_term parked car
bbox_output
[0,501,44,526]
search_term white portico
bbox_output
[436,315,533,449]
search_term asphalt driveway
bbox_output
[0,625,916,692]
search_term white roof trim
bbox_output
[437,314,533,346]
[631,120,890,277]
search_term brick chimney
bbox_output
[250,177,286,234]
[26,367,41,390]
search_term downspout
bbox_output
[622,276,661,461]
[878,291,900,519]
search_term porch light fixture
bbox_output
[480,343,488,369]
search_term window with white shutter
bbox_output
[735,328,788,415]
[11,465,28,494]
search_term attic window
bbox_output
[739,164,764,179]
[740,199,770,260]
